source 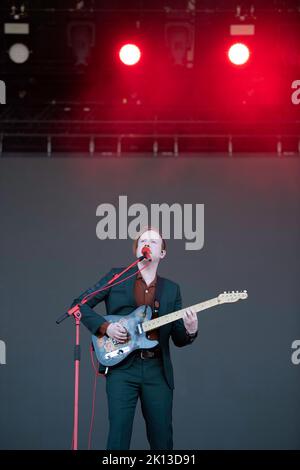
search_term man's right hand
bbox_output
[106,322,128,343]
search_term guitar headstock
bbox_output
[218,290,248,303]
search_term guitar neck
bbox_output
[142,297,220,332]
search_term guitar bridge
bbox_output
[104,346,130,360]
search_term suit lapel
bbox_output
[156,275,167,317]
[126,266,138,307]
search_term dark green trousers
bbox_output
[105,355,173,450]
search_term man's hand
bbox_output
[182,307,198,335]
[106,322,128,343]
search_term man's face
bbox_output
[136,229,166,263]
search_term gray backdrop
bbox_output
[0,156,299,449]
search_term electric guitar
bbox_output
[92,290,248,367]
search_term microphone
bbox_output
[141,245,152,261]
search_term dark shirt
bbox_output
[134,271,159,340]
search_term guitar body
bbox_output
[91,305,158,367]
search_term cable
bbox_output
[88,345,100,450]
[84,262,151,449]
[81,262,150,306]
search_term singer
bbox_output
[70,227,198,450]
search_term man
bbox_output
[71,228,198,450]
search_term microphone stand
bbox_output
[55,254,149,450]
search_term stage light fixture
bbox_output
[165,22,195,68]
[119,44,141,66]
[8,42,30,63]
[228,43,250,65]
[67,21,95,66]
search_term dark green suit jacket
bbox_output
[71,266,197,389]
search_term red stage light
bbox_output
[119,44,141,66]
[228,43,250,65]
